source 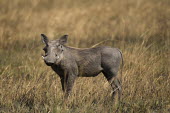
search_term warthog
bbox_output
[41,34,123,100]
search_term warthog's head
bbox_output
[41,34,68,66]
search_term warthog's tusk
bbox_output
[42,56,44,59]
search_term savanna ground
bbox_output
[0,0,170,112]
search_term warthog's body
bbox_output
[41,34,123,100]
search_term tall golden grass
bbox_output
[0,0,169,112]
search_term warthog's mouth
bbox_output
[41,55,55,66]
[45,62,54,66]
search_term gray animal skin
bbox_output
[41,34,123,100]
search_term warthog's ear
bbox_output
[41,34,48,45]
[59,35,68,45]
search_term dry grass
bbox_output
[0,0,169,112]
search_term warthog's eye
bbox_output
[56,44,60,48]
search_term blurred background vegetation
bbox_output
[0,0,169,112]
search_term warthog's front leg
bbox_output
[61,70,77,99]
[64,74,76,99]
[60,77,65,92]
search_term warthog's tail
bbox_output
[91,39,113,48]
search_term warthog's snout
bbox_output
[42,55,55,66]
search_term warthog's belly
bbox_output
[78,65,103,77]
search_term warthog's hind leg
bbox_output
[110,77,122,101]
[102,71,122,101]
